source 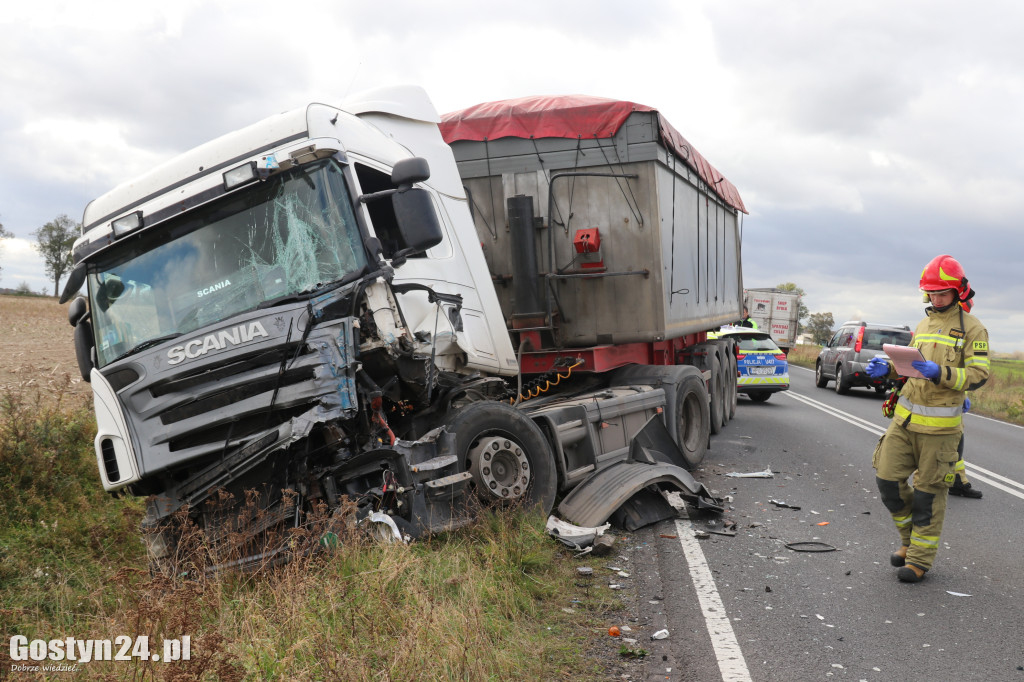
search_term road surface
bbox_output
[614,365,1024,681]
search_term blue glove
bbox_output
[866,357,890,378]
[963,397,971,413]
[912,360,940,380]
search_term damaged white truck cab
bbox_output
[63,86,734,569]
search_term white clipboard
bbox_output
[882,344,926,378]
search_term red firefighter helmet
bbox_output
[920,254,975,309]
[920,254,966,294]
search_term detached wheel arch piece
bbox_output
[445,400,557,516]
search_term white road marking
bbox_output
[782,391,886,435]
[674,517,752,682]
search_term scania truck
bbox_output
[61,86,747,569]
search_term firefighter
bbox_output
[864,254,989,582]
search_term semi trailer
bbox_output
[61,86,747,570]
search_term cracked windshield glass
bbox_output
[88,160,367,367]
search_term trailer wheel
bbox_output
[674,370,711,468]
[709,353,726,435]
[447,401,557,515]
[727,345,738,420]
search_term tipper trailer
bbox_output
[61,86,747,569]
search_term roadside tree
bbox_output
[32,214,79,297]
[806,312,835,345]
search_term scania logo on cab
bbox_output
[197,279,231,297]
[167,321,269,365]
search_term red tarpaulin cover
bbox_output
[439,94,746,214]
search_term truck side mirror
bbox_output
[391,157,430,189]
[60,263,87,304]
[68,296,88,327]
[391,188,443,256]
[74,320,94,382]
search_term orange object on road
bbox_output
[608,626,621,637]
[816,521,830,526]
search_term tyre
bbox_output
[815,362,829,388]
[445,401,557,515]
[748,392,771,403]
[672,370,711,469]
[727,345,738,420]
[835,364,851,394]
[709,353,724,435]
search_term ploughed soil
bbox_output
[0,295,91,401]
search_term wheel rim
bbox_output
[469,436,532,502]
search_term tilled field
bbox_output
[0,295,91,400]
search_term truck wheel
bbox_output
[727,345,738,420]
[709,354,725,435]
[815,362,829,388]
[673,370,710,469]
[835,364,851,395]
[447,401,557,516]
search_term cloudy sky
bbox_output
[1,0,1020,351]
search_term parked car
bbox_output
[714,326,790,402]
[815,320,913,394]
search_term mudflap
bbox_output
[557,416,723,528]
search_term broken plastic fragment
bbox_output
[546,515,610,550]
[725,467,774,478]
[770,499,801,510]
[651,629,669,640]
[361,511,406,543]
[946,591,973,597]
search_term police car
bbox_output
[713,325,790,402]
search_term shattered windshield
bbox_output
[88,159,367,367]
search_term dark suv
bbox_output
[815,321,913,394]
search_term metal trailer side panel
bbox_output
[450,110,743,347]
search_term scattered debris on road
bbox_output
[726,467,775,478]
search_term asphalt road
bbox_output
[616,366,1024,682]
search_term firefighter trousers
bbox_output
[873,423,960,571]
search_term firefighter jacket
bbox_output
[892,304,989,434]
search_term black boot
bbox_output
[950,480,982,499]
